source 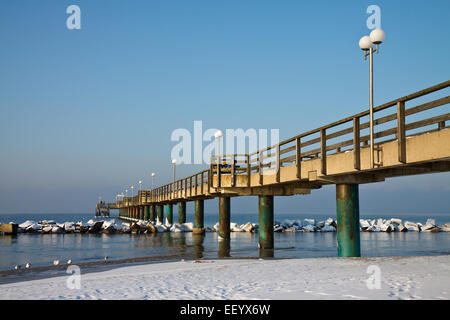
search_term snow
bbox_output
[0,255,449,300]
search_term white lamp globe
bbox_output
[172,159,177,164]
[152,173,155,177]
[369,28,385,44]
[359,35,373,50]
[214,130,223,138]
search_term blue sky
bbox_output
[0,0,449,215]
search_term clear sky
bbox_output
[0,0,449,215]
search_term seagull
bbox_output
[25,263,31,269]
[53,260,59,266]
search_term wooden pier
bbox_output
[108,81,450,257]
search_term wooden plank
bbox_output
[320,128,327,175]
[353,117,360,170]
[397,101,406,163]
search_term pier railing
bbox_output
[117,80,449,206]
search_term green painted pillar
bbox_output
[178,201,186,224]
[165,204,173,225]
[138,207,142,220]
[144,206,149,221]
[157,205,164,224]
[336,184,361,257]
[150,205,156,222]
[219,197,231,239]
[193,199,204,234]
[258,195,274,250]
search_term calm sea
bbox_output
[0,213,449,272]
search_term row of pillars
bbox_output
[118,184,361,257]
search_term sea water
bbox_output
[0,213,449,271]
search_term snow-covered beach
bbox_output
[1,255,449,300]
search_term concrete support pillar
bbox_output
[144,206,149,221]
[336,184,361,257]
[150,205,156,222]
[178,201,186,224]
[193,199,204,234]
[258,195,274,251]
[157,205,164,224]
[165,204,173,225]
[218,197,231,239]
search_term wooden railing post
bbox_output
[353,117,361,170]
[320,128,327,175]
[195,174,198,196]
[397,101,406,163]
[231,155,235,187]
[201,171,204,194]
[208,169,211,194]
[259,151,263,185]
[296,137,301,179]
[246,154,251,187]
[276,144,280,183]
[216,157,221,188]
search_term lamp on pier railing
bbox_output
[359,28,386,168]
[125,189,128,205]
[214,130,223,165]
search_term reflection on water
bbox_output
[0,231,450,271]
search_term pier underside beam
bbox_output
[258,195,274,252]
[178,201,186,224]
[219,197,231,240]
[336,184,361,257]
[193,199,204,234]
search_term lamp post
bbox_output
[130,185,134,197]
[359,28,385,168]
[151,173,155,190]
[214,130,223,165]
[172,159,176,197]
